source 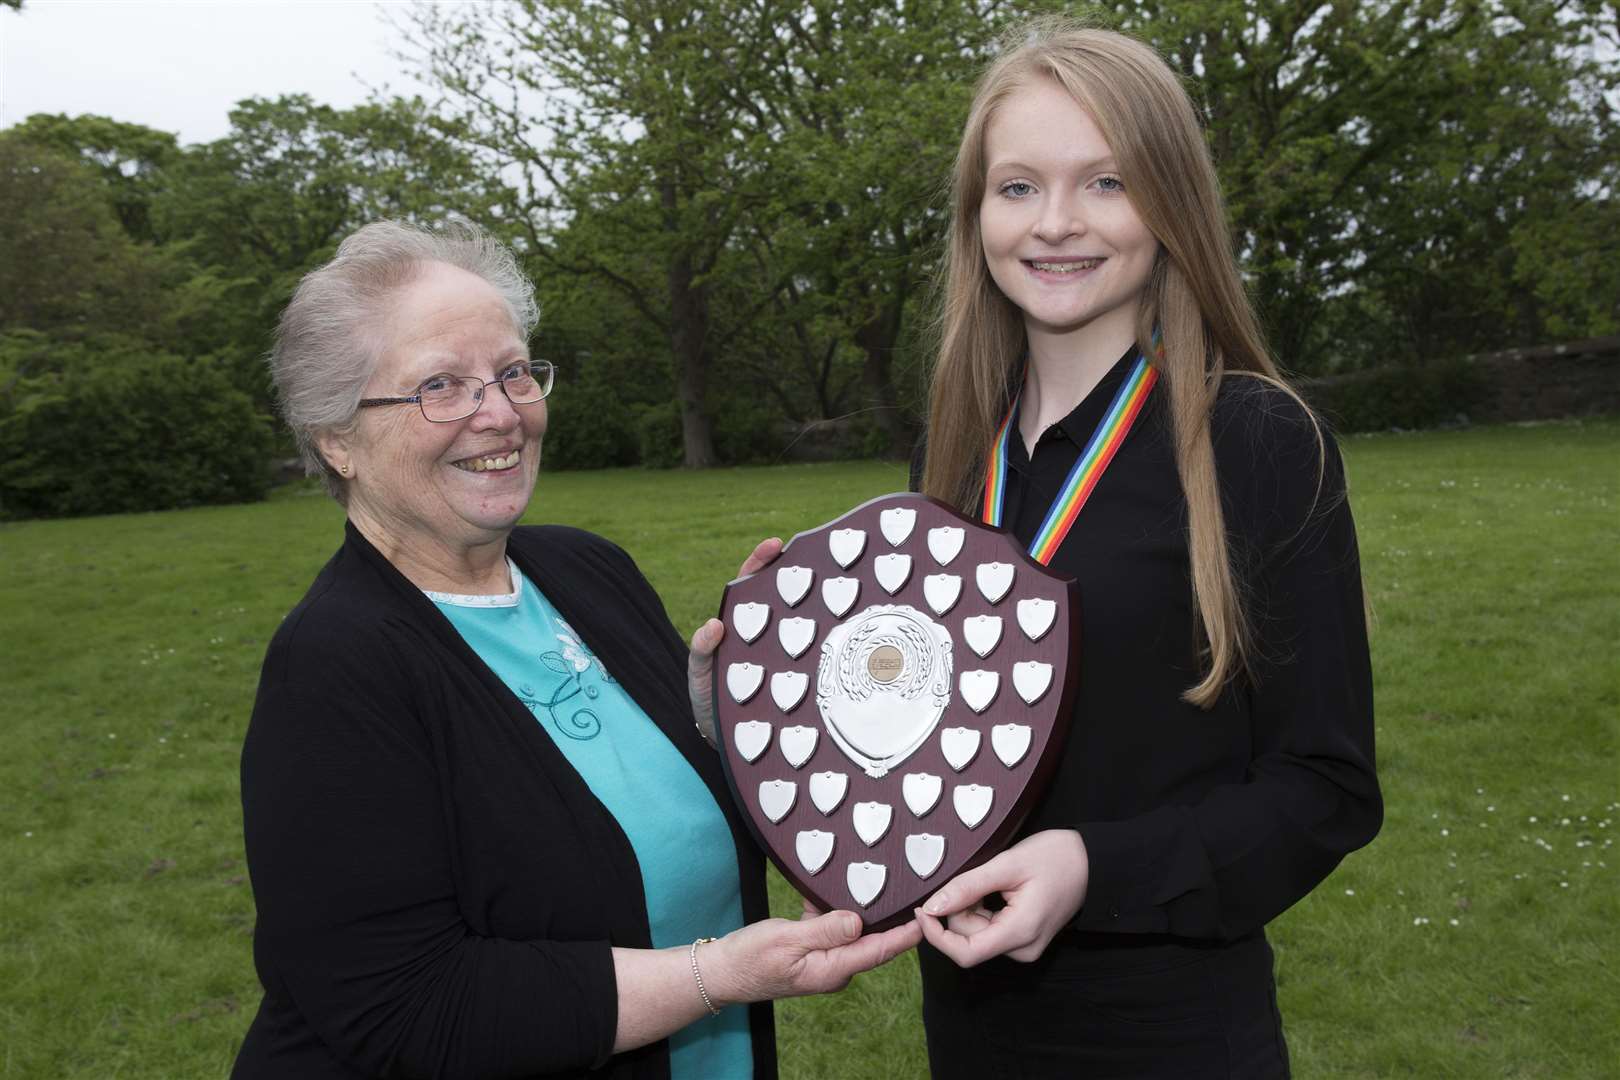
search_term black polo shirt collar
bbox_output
[996,344,1141,540]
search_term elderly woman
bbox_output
[233,220,918,1079]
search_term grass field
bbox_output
[2,419,1616,1078]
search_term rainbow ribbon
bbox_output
[982,353,1158,566]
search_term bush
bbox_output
[712,397,785,465]
[633,400,684,469]
[1298,357,1487,433]
[0,355,275,519]
[540,377,637,470]
[630,397,793,468]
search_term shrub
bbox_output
[0,355,275,519]
[633,401,684,469]
[1298,357,1487,433]
[540,377,637,470]
[712,397,785,465]
[630,396,792,468]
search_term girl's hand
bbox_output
[707,909,921,1004]
[915,829,1089,967]
[688,538,784,743]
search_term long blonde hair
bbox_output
[923,20,1315,707]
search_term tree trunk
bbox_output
[659,161,717,469]
[668,245,717,468]
[855,296,913,460]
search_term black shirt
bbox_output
[940,347,1380,940]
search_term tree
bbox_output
[1104,0,1620,368]
[404,0,1617,467]
[162,95,496,278]
[719,1,1002,458]
[0,128,278,520]
[406,0,1008,465]
[151,94,502,403]
[0,90,523,515]
[0,135,168,338]
[406,0,793,466]
[5,114,179,243]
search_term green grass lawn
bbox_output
[2,419,1616,1078]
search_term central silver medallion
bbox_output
[815,603,953,778]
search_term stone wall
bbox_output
[1297,335,1620,432]
[785,337,1620,453]
[1465,336,1620,423]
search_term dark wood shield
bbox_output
[713,493,1081,931]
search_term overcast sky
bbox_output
[2,0,438,144]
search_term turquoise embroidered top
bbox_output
[431,562,752,1079]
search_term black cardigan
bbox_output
[1034,374,1381,939]
[233,524,776,1080]
[917,362,1381,944]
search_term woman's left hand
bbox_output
[689,538,784,743]
[915,829,1090,967]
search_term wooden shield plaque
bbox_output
[713,493,1081,931]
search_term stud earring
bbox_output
[340,464,350,476]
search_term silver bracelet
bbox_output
[689,936,721,1016]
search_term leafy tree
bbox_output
[719,1,1002,458]
[6,114,179,242]
[407,0,798,466]
[0,132,279,520]
[406,0,1009,465]
[0,136,168,338]
[161,95,496,279]
[152,94,502,403]
[6,0,1610,500]
[1103,0,1620,369]
[0,93,535,514]
[530,266,662,469]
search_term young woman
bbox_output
[912,22,1382,1077]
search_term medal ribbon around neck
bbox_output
[982,350,1159,565]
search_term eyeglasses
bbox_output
[358,361,557,423]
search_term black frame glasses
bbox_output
[358,361,557,423]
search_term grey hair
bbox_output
[270,219,540,499]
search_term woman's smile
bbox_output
[1024,256,1105,277]
[450,447,524,473]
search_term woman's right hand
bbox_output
[706,909,921,1004]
